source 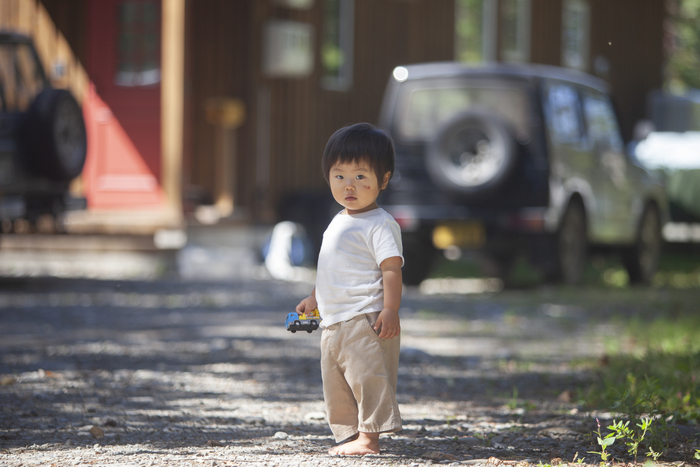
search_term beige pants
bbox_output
[320,312,401,442]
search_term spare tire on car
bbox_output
[426,111,517,198]
[19,88,87,181]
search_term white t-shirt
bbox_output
[316,208,403,327]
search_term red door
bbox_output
[83,0,165,209]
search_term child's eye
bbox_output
[356,175,365,180]
[335,175,344,180]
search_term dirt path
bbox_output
[0,277,697,466]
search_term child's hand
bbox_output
[374,308,400,339]
[296,294,317,315]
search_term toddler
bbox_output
[296,122,403,456]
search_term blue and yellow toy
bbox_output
[285,308,321,333]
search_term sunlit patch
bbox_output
[418,277,503,294]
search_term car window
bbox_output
[0,43,44,112]
[582,90,624,153]
[397,82,529,141]
[543,82,583,146]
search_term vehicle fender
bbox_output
[547,176,596,237]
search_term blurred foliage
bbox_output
[581,286,700,423]
[455,0,484,63]
[584,347,700,423]
[667,0,700,91]
[430,250,700,290]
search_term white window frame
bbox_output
[482,0,498,62]
[561,0,590,71]
[500,0,531,63]
[321,0,354,91]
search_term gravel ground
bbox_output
[1,276,698,466]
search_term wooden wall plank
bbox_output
[530,0,561,66]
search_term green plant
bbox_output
[695,448,700,460]
[506,386,519,410]
[647,446,662,461]
[608,417,653,461]
[590,418,616,464]
[592,417,668,464]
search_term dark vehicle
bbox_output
[0,32,86,232]
[377,62,667,285]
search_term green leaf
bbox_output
[598,436,616,447]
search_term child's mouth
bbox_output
[345,196,357,202]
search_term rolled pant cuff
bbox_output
[332,421,402,443]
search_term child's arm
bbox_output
[375,256,402,339]
[296,288,318,315]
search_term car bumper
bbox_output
[385,204,551,250]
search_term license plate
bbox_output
[432,222,486,249]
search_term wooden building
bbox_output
[0,0,665,233]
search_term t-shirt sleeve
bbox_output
[368,218,404,267]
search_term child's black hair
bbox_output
[321,123,395,188]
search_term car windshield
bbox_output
[0,42,45,112]
[396,79,531,141]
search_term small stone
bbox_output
[63,439,73,446]
[243,416,265,425]
[0,375,16,385]
[274,431,288,439]
[459,436,482,446]
[206,440,224,447]
[491,435,504,444]
[89,426,104,440]
[304,412,326,421]
[421,451,458,461]
[103,419,118,427]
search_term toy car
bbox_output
[285,308,321,333]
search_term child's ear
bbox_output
[381,172,391,190]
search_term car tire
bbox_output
[623,205,661,285]
[19,88,87,181]
[547,201,587,285]
[426,111,517,198]
[401,229,437,286]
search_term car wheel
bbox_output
[426,111,517,198]
[548,201,587,285]
[19,89,87,181]
[401,229,437,286]
[623,205,661,285]
[294,320,301,326]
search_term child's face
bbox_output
[329,159,390,215]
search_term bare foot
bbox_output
[328,432,380,456]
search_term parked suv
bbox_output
[0,32,86,232]
[377,62,667,285]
